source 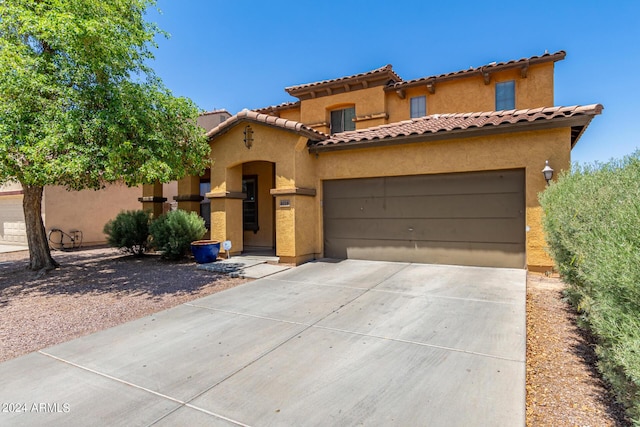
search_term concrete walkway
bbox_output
[196,255,291,279]
[0,260,526,426]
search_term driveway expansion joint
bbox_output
[38,350,252,427]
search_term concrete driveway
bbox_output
[0,259,526,426]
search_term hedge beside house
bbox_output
[539,152,640,423]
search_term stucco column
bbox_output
[138,182,166,219]
[271,187,317,265]
[208,194,244,255]
[174,175,203,213]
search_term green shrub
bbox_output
[149,209,206,260]
[540,152,640,422]
[103,210,152,256]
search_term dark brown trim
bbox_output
[173,194,204,202]
[270,187,316,197]
[138,196,167,203]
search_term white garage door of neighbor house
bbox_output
[0,197,27,245]
[322,169,526,268]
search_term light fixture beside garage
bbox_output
[542,160,554,185]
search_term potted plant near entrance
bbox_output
[190,240,221,264]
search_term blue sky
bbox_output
[146,0,640,165]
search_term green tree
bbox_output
[0,0,210,270]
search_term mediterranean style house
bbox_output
[144,51,602,271]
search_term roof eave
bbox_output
[254,101,301,115]
[386,51,567,92]
[207,112,327,142]
[285,66,402,100]
[309,113,597,154]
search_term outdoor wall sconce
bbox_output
[243,125,253,149]
[542,160,554,185]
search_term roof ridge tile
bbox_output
[206,110,328,141]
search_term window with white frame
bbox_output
[410,96,426,118]
[330,107,355,134]
[495,80,515,110]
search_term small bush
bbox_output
[103,210,152,256]
[149,209,206,260]
[540,151,640,421]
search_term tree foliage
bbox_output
[0,0,210,269]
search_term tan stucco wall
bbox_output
[299,86,386,131]
[163,181,178,212]
[427,64,554,115]
[278,108,301,122]
[44,183,142,246]
[287,62,555,129]
[313,127,571,269]
[207,123,317,259]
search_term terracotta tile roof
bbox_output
[388,51,566,92]
[206,110,328,142]
[199,109,231,117]
[253,101,301,115]
[285,65,402,100]
[310,104,603,152]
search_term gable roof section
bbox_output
[206,110,327,142]
[309,104,603,152]
[285,65,403,101]
[256,51,566,110]
[387,51,566,94]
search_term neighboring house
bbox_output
[0,182,141,247]
[0,110,229,248]
[146,51,601,271]
[0,182,27,245]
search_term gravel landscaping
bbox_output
[0,247,248,362]
[0,247,632,425]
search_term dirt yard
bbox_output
[526,274,630,426]
[0,247,632,425]
[0,247,249,362]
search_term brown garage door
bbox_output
[323,169,525,268]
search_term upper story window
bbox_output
[495,80,515,110]
[330,107,356,134]
[410,96,426,118]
